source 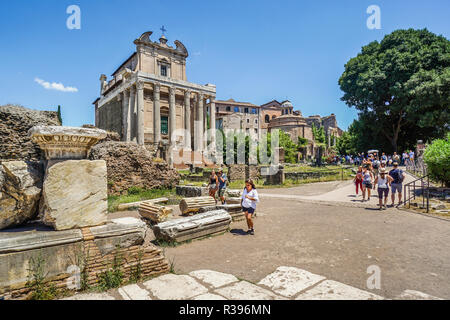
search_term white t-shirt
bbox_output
[241,188,259,209]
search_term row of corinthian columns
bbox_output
[120,80,215,156]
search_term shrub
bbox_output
[424,133,450,187]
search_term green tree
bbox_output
[339,28,450,152]
[276,130,299,163]
[424,133,450,187]
[336,131,357,155]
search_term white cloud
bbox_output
[34,78,78,93]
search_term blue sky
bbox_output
[0,0,448,130]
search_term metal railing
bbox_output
[404,175,430,213]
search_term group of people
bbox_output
[335,150,415,167]
[353,159,406,210]
[207,170,259,235]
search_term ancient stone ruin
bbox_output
[0,105,61,161]
[29,126,108,230]
[89,140,180,195]
[0,125,170,300]
[0,161,43,230]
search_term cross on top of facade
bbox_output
[160,25,167,36]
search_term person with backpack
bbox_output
[217,169,227,205]
[241,179,259,235]
[389,162,406,207]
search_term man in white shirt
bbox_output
[241,179,259,235]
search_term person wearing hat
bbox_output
[217,168,227,205]
[389,162,406,207]
[374,167,394,210]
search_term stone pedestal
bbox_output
[29,126,108,230]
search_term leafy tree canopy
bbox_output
[339,28,450,152]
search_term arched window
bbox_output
[265,115,270,123]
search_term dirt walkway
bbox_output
[110,173,450,299]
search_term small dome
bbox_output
[281,101,293,107]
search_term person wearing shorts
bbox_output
[361,167,374,202]
[374,168,393,210]
[389,162,406,207]
[217,169,227,204]
[208,170,219,202]
[241,179,259,235]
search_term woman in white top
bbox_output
[241,179,259,235]
[374,168,394,210]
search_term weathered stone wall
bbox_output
[0,221,169,300]
[89,141,180,195]
[247,165,260,181]
[227,164,246,182]
[96,99,122,139]
[0,105,61,161]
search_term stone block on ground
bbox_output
[138,202,173,223]
[179,196,216,215]
[189,270,239,288]
[225,197,241,205]
[258,266,326,298]
[193,293,227,300]
[214,281,283,300]
[152,209,231,242]
[40,160,107,230]
[143,274,208,300]
[117,197,168,211]
[295,280,384,300]
[0,161,43,230]
[216,204,244,222]
[118,284,151,300]
[395,289,442,300]
[62,293,116,300]
[176,185,202,197]
[226,189,242,198]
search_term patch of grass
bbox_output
[152,239,181,248]
[169,256,176,274]
[97,250,124,291]
[26,253,59,300]
[108,187,179,212]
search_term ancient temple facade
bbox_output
[93,31,217,165]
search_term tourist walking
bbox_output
[361,166,374,202]
[208,170,219,201]
[374,168,394,210]
[241,179,259,235]
[217,169,227,205]
[389,162,406,207]
[354,166,363,196]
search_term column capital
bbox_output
[153,83,160,93]
[136,80,145,90]
[198,92,204,99]
[130,84,136,93]
[169,86,176,95]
